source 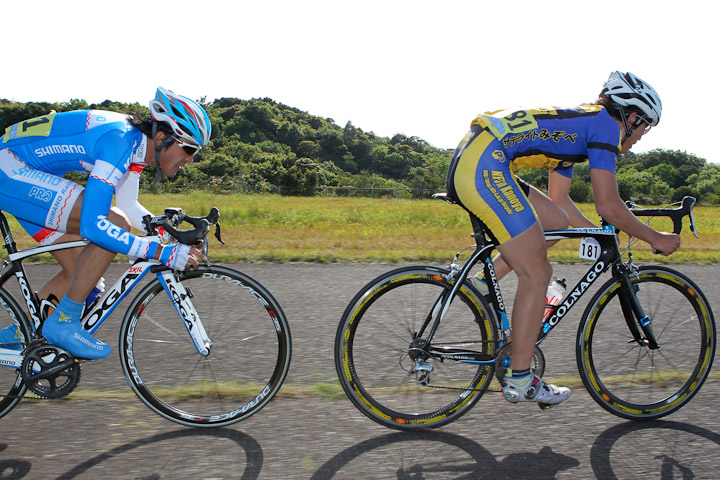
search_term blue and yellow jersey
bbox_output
[471,105,621,177]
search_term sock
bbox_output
[508,368,532,386]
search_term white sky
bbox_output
[4,0,717,162]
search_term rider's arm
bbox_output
[80,173,163,260]
[115,164,153,232]
[590,168,680,255]
[547,170,598,228]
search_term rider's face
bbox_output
[620,113,651,154]
[156,135,198,177]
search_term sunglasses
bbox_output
[634,116,653,135]
[172,136,201,156]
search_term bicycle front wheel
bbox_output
[577,265,715,420]
[335,266,498,430]
[119,265,291,427]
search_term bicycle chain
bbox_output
[425,383,502,393]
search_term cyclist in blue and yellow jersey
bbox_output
[0,88,211,359]
[447,71,680,407]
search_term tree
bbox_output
[647,163,678,188]
[569,180,593,203]
[280,158,325,195]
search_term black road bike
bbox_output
[335,195,715,430]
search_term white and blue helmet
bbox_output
[149,87,211,147]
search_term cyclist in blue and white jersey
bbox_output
[0,87,211,359]
[447,72,680,407]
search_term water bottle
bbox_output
[543,278,566,320]
[468,272,489,294]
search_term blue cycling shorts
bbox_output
[447,125,537,245]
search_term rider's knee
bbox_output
[543,205,570,231]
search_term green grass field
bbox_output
[6,192,719,264]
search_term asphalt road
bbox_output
[1,262,718,479]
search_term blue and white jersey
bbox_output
[0,110,156,258]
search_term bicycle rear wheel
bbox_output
[0,287,31,419]
[335,266,498,430]
[577,265,715,420]
[119,265,291,427]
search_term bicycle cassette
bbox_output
[21,344,81,398]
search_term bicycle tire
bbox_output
[119,264,291,427]
[335,266,498,430]
[0,287,31,419]
[577,265,715,420]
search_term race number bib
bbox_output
[579,237,601,260]
[479,109,538,140]
[2,112,56,143]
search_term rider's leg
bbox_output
[37,239,82,312]
[495,221,551,369]
[42,197,131,359]
[495,223,570,405]
[38,240,106,316]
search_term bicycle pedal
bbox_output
[538,402,557,410]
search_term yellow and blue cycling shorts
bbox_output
[447,124,536,245]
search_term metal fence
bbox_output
[139,183,440,198]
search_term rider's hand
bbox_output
[159,243,207,270]
[651,232,681,256]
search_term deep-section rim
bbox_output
[335,266,498,430]
[577,265,715,420]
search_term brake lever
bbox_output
[688,210,699,239]
[214,222,224,245]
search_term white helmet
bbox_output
[149,87,212,147]
[601,71,662,126]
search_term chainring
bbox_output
[494,343,546,384]
[21,344,81,398]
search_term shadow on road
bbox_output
[1,429,263,480]
[590,419,720,479]
[310,430,579,479]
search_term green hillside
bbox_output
[2,97,719,204]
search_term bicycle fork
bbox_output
[157,270,212,356]
[614,262,659,349]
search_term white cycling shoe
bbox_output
[502,374,571,407]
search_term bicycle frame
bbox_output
[0,211,211,369]
[423,224,655,366]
